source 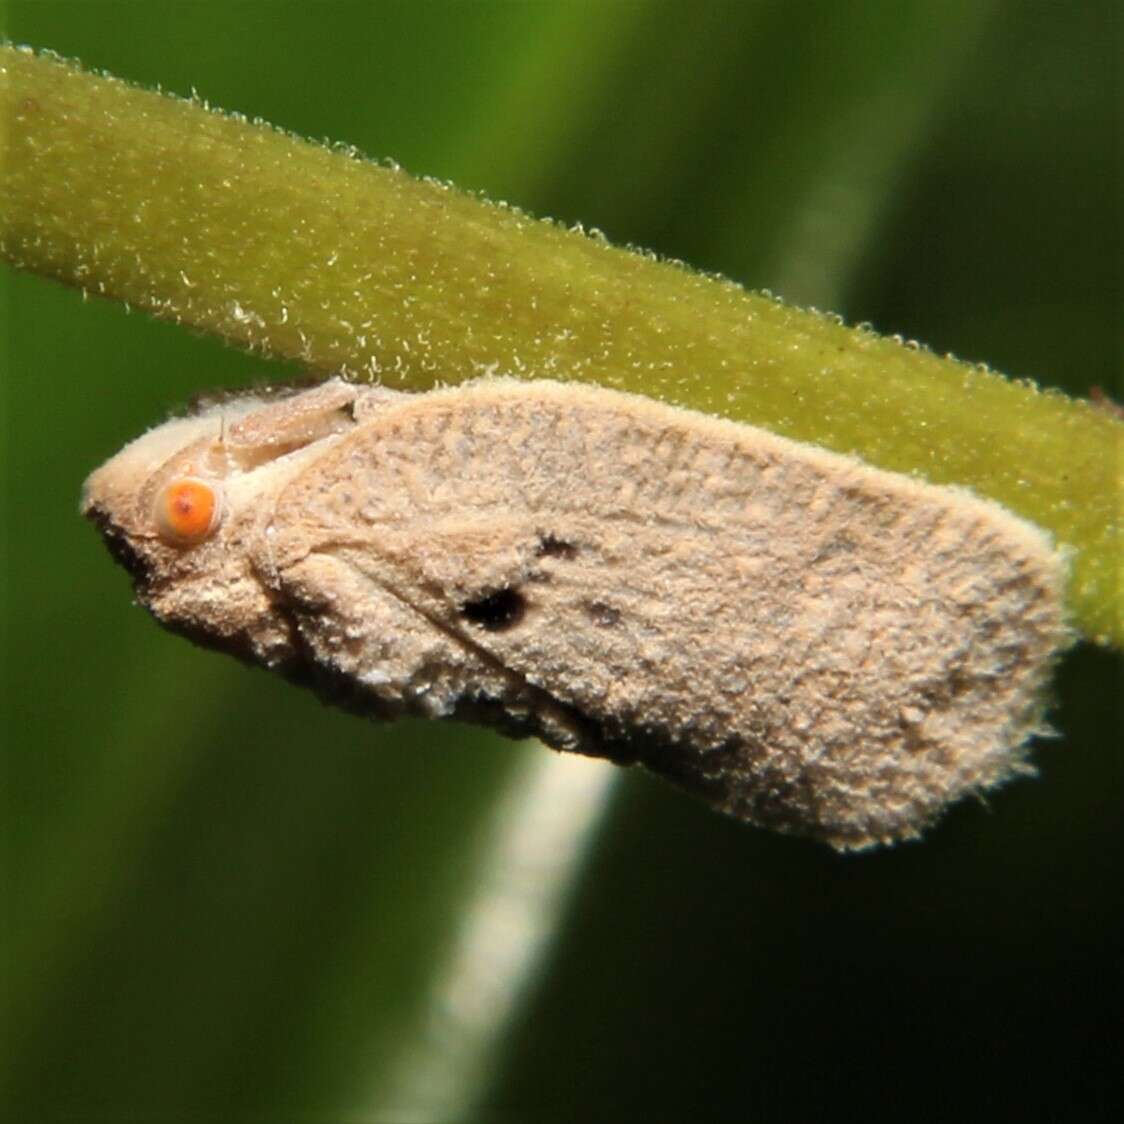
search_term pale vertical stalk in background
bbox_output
[371,750,617,1122]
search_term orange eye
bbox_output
[154,477,222,544]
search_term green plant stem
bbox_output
[1,44,1120,645]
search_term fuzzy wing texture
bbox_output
[269,380,1067,848]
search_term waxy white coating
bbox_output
[83,378,1070,848]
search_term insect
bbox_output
[82,378,1069,849]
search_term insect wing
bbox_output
[269,381,1066,847]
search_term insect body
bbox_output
[82,378,1068,849]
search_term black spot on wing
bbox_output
[535,533,578,559]
[461,587,527,632]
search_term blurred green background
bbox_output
[2,2,1120,1120]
